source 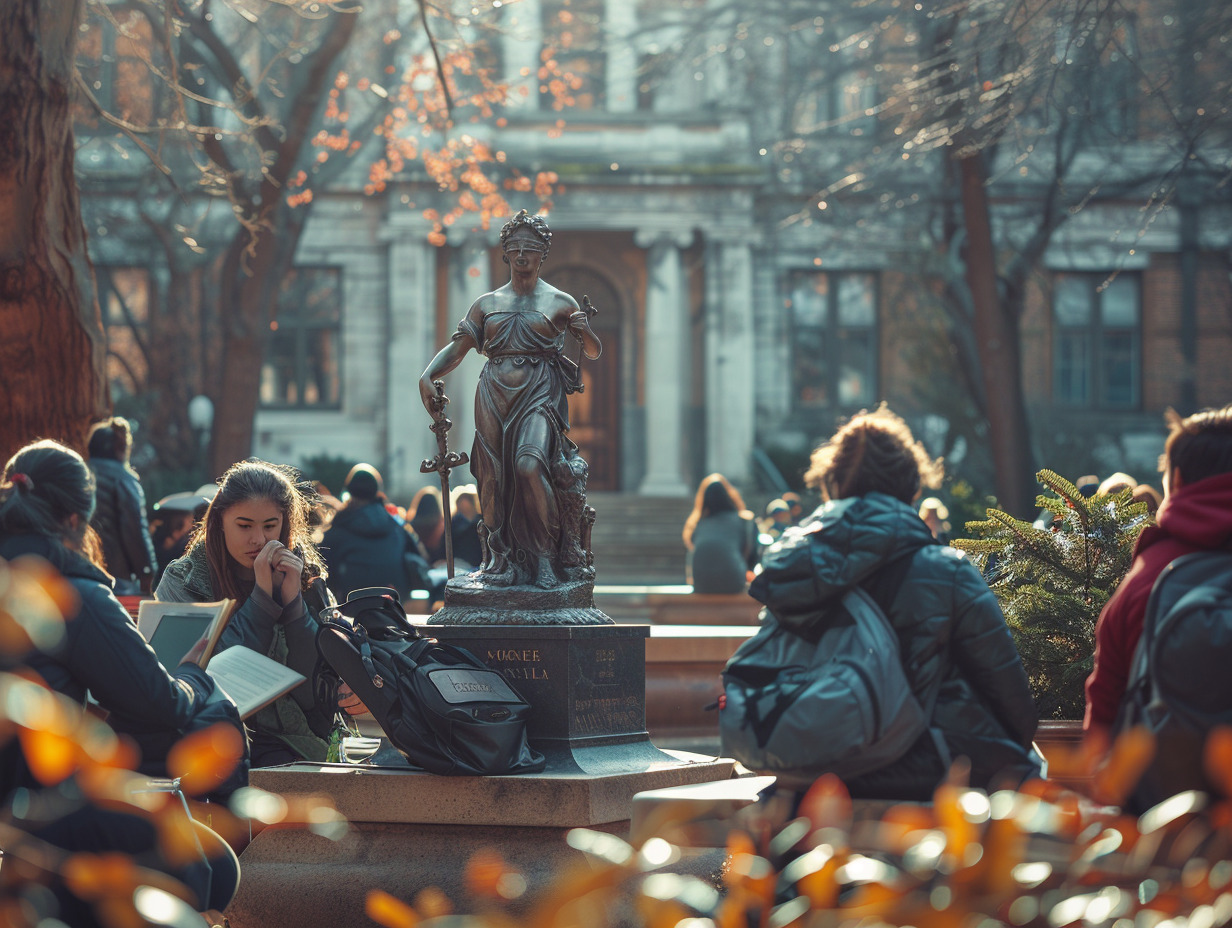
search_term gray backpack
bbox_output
[719,552,933,787]
[1115,550,1232,810]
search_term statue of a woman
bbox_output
[419,211,602,589]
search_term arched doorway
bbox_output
[546,264,622,491]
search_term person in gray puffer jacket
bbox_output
[752,405,1039,799]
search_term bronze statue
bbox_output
[419,211,602,590]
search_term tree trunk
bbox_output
[209,223,285,477]
[958,149,1035,517]
[0,0,108,464]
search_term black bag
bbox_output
[315,589,545,776]
[719,538,940,788]
[1115,550,1232,810]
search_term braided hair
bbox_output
[804,404,942,504]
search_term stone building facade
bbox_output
[78,0,1232,502]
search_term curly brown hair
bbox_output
[803,404,943,504]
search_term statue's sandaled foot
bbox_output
[533,556,559,589]
[480,553,517,587]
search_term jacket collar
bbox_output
[162,543,216,599]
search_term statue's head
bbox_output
[500,209,552,264]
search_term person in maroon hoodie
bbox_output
[1085,404,1232,735]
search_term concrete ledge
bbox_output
[250,751,736,828]
[593,586,763,625]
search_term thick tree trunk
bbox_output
[0,0,108,464]
[210,223,286,478]
[203,9,358,477]
[958,150,1035,517]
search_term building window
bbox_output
[786,271,878,411]
[792,67,876,134]
[75,8,158,129]
[97,267,151,396]
[260,267,343,409]
[1053,272,1140,408]
[540,0,605,111]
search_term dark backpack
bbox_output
[719,544,938,788]
[1115,550,1232,810]
[315,589,545,776]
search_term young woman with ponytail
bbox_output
[0,440,241,922]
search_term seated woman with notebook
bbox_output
[0,440,242,924]
[157,459,337,767]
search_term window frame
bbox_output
[1052,271,1141,411]
[784,269,880,416]
[95,265,152,397]
[259,265,345,411]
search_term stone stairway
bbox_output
[587,492,693,585]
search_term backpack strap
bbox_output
[857,540,952,768]
[858,543,931,615]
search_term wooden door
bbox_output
[548,265,622,491]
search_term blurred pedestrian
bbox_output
[450,484,483,571]
[321,464,430,601]
[917,496,951,542]
[760,498,792,542]
[409,485,447,565]
[1096,471,1138,497]
[86,417,158,595]
[683,473,759,594]
[781,491,805,525]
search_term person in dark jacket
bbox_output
[450,484,483,571]
[0,440,241,924]
[755,405,1039,799]
[157,460,336,767]
[322,463,431,601]
[86,417,158,595]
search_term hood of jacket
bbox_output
[1137,471,1232,554]
[328,502,401,540]
[0,533,112,587]
[749,493,937,620]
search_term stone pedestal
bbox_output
[428,624,678,774]
[226,752,736,928]
[431,574,612,626]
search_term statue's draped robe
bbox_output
[455,306,573,572]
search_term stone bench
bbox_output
[592,585,763,626]
[645,625,756,750]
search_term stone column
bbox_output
[445,238,492,480]
[502,0,542,110]
[704,239,755,485]
[635,230,693,497]
[604,0,637,113]
[383,225,439,499]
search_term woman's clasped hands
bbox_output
[253,539,304,606]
